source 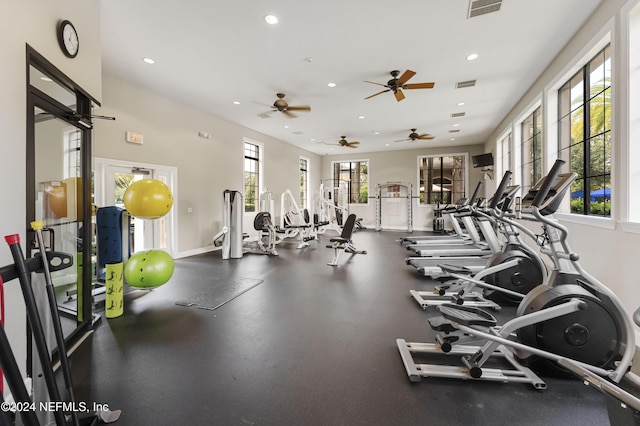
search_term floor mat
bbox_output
[174,277,264,311]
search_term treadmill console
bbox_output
[487,185,520,211]
[520,172,577,215]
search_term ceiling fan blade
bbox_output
[283,110,297,118]
[394,139,409,143]
[417,134,435,140]
[405,82,435,90]
[287,105,311,111]
[365,89,390,100]
[364,80,388,87]
[348,141,360,145]
[396,70,416,85]
[394,89,405,102]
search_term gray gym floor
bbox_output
[72,230,615,425]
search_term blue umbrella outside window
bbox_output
[589,187,610,201]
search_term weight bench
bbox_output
[327,213,367,266]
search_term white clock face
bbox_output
[62,23,79,56]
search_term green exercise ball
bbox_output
[123,179,173,219]
[124,249,174,289]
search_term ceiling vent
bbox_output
[468,0,502,18]
[456,80,476,89]
[449,129,461,133]
[450,112,466,118]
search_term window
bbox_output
[299,157,308,210]
[418,155,466,205]
[558,45,611,217]
[244,140,262,213]
[332,160,368,203]
[498,132,512,176]
[64,128,82,178]
[521,106,543,192]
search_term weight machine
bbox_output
[372,182,414,233]
[316,179,349,233]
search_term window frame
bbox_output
[330,159,370,205]
[496,130,512,179]
[520,105,543,193]
[557,44,612,218]
[299,156,310,210]
[243,138,263,214]
[543,26,614,229]
[416,153,468,207]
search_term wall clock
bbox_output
[57,20,79,58]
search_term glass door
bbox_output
[26,46,99,346]
[33,114,86,328]
[107,166,153,253]
[95,159,176,256]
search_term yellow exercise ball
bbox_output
[123,179,173,219]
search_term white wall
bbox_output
[94,75,322,256]
[484,0,640,320]
[320,144,487,231]
[0,0,101,384]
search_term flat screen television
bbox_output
[472,153,494,168]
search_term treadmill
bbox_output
[401,181,484,246]
[405,182,521,279]
[405,207,502,257]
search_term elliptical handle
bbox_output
[468,181,484,206]
[489,171,512,210]
[531,159,566,208]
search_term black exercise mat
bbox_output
[175,277,264,311]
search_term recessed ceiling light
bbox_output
[327,82,336,88]
[264,14,278,24]
[143,57,155,64]
[310,138,316,142]
[452,124,460,127]
[450,138,456,141]
[457,102,465,106]
[358,115,365,119]
[385,143,390,146]
[283,125,289,129]
[373,131,379,135]
[233,101,240,105]
[466,53,479,61]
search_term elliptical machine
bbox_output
[408,171,546,310]
[396,160,635,389]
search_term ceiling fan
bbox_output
[364,70,435,102]
[395,128,435,143]
[262,93,310,118]
[319,136,360,148]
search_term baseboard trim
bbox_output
[174,246,220,259]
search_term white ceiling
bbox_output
[99,0,602,155]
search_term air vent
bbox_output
[258,113,270,119]
[468,0,502,18]
[456,80,476,89]
[450,112,466,118]
[293,131,304,135]
[449,129,461,133]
